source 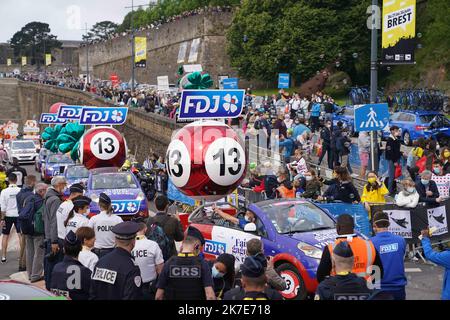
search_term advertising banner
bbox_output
[45,54,52,66]
[21,56,27,66]
[157,76,170,92]
[134,37,147,68]
[278,73,290,89]
[7,59,11,66]
[24,120,40,134]
[382,0,416,64]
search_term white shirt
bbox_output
[132,236,164,283]
[88,211,123,249]
[296,158,308,176]
[395,191,420,208]
[65,213,89,235]
[56,200,73,240]
[78,246,99,272]
[291,99,300,111]
[0,184,21,217]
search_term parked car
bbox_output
[5,140,39,164]
[85,168,149,218]
[35,148,50,172]
[382,110,450,146]
[185,199,341,300]
[63,165,90,196]
[333,105,356,136]
[41,154,74,183]
[0,280,67,300]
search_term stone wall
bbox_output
[0,78,181,159]
[78,11,241,87]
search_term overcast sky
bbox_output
[0,0,133,43]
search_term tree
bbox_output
[226,0,372,85]
[9,22,62,68]
[83,21,119,42]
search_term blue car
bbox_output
[188,199,343,300]
[382,110,450,146]
[41,154,74,183]
[85,169,149,218]
[333,105,356,135]
[63,165,90,196]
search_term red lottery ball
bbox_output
[49,102,66,114]
[79,127,128,170]
[166,120,246,201]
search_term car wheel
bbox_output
[276,263,307,300]
[403,131,412,146]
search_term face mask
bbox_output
[444,151,450,158]
[277,177,283,183]
[305,176,313,181]
[368,177,377,184]
[406,187,415,193]
[212,266,224,279]
[421,179,429,185]
[244,215,252,222]
[326,124,331,128]
[433,168,441,175]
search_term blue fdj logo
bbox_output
[57,105,85,120]
[111,200,140,214]
[79,107,128,125]
[40,113,67,124]
[379,243,399,254]
[204,240,227,256]
[222,78,239,89]
[179,90,245,120]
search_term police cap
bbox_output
[70,183,85,194]
[99,193,111,205]
[112,221,141,240]
[186,226,205,245]
[72,195,92,207]
[333,241,354,258]
[241,256,265,278]
[65,230,81,246]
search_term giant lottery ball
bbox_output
[166,120,247,201]
[79,127,128,170]
[49,102,66,114]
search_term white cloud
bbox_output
[0,0,129,42]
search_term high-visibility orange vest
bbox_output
[328,237,376,279]
[277,185,295,199]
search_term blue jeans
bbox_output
[387,160,396,194]
[43,239,64,290]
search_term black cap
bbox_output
[112,221,141,240]
[241,256,265,278]
[72,195,92,207]
[70,183,85,194]
[333,242,354,258]
[186,226,205,245]
[99,193,111,205]
[252,252,268,269]
[65,230,81,246]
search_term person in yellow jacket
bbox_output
[0,166,7,191]
[361,171,389,214]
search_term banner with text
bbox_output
[45,54,52,66]
[134,37,147,68]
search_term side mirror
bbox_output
[244,223,257,232]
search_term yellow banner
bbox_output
[382,0,416,48]
[45,54,52,66]
[7,58,11,66]
[134,37,147,67]
[21,56,27,66]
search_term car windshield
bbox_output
[12,141,35,150]
[419,115,438,123]
[92,173,138,189]
[261,201,335,234]
[66,166,89,179]
[48,155,73,164]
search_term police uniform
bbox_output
[88,193,123,258]
[65,196,91,235]
[156,227,213,300]
[56,184,85,240]
[90,221,143,300]
[315,242,373,300]
[240,255,270,300]
[50,231,92,300]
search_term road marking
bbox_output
[405,268,422,273]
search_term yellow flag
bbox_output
[21,56,27,66]
[134,37,147,68]
[45,54,52,66]
[7,58,11,66]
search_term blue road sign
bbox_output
[354,103,390,132]
[79,107,128,125]
[57,105,85,120]
[222,78,239,89]
[179,89,245,120]
[39,113,67,125]
[278,73,290,89]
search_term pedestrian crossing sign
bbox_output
[354,103,389,132]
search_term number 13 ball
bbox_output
[80,127,128,170]
[166,120,246,201]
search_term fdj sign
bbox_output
[39,113,67,124]
[179,90,245,120]
[79,107,128,125]
[57,105,85,120]
[111,200,141,215]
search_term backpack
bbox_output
[33,204,45,235]
[18,195,43,236]
[147,216,172,261]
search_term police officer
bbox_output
[155,226,216,300]
[88,193,123,258]
[90,221,143,300]
[50,231,92,300]
[240,256,271,300]
[315,242,373,300]
[317,214,384,282]
[371,211,407,300]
